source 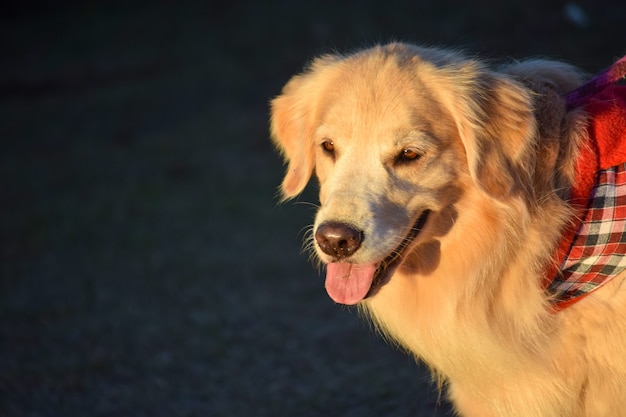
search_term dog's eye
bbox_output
[398,148,421,163]
[321,140,335,154]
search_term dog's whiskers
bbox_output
[300,224,325,271]
[293,201,320,209]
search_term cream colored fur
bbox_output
[270,43,626,417]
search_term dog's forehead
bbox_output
[317,62,447,146]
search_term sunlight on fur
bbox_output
[271,42,626,417]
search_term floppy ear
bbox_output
[270,55,340,200]
[453,72,536,199]
[270,75,316,200]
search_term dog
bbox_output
[270,43,626,416]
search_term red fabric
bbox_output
[572,85,626,205]
[548,164,626,309]
[545,85,626,310]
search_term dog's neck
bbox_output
[545,83,626,310]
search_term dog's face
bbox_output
[271,43,536,305]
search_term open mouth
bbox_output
[365,210,430,298]
[324,210,430,305]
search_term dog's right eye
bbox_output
[321,140,335,154]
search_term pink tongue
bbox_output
[325,263,377,305]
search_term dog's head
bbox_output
[270,43,537,305]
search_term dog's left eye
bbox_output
[398,148,422,163]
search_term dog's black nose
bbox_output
[315,222,363,259]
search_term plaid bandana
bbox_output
[547,163,626,307]
[545,75,626,310]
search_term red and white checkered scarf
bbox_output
[547,163,626,308]
[545,63,626,310]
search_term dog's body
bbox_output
[270,43,626,416]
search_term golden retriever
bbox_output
[270,43,626,416]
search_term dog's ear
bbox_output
[452,72,536,199]
[270,56,339,200]
[270,75,316,200]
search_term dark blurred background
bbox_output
[1,1,624,416]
